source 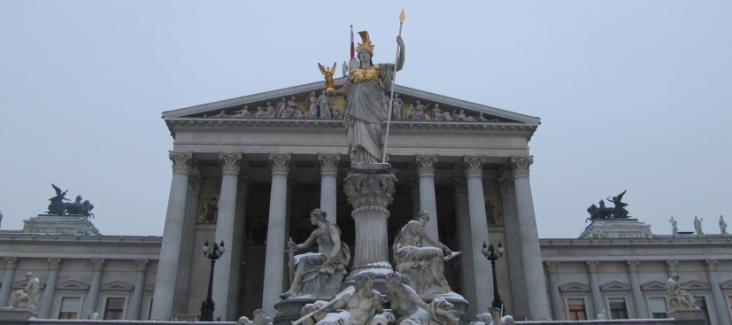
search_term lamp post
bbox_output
[482,241,504,311]
[200,240,225,321]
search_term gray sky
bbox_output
[1,1,730,238]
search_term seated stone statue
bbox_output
[296,274,392,325]
[385,273,458,325]
[393,211,459,299]
[667,274,699,312]
[281,209,351,299]
[8,272,40,312]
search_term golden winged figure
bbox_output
[318,62,337,94]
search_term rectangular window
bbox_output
[608,297,629,319]
[694,296,711,325]
[58,297,81,319]
[648,297,668,319]
[567,298,587,320]
[103,297,125,320]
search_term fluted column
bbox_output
[545,262,564,320]
[227,175,248,320]
[464,156,493,313]
[0,257,18,307]
[212,153,241,320]
[511,156,552,320]
[128,259,148,320]
[39,258,62,318]
[626,260,648,319]
[262,153,291,315]
[416,155,439,240]
[82,259,105,317]
[499,172,528,319]
[453,179,477,315]
[152,152,192,320]
[586,261,603,319]
[172,170,200,315]
[705,260,731,325]
[318,154,340,223]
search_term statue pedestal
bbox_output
[22,215,100,236]
[273,297,318,325]
[670,309,706,325]
[580,219,652,239]
[0,308,36,325]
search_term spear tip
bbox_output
[399,9,406,24]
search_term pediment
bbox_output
[57,279,89,290]
[559,281,590,292]
[681,280,709,290]
[720,279,732,289]
[162,78,539,127]
[641,281,667,291]
[600,281,631,291]
[101,281,134,291]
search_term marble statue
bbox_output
[392,94,403,121]
[254,102,276,119]
[669,217,678,236]
[719,215,727,235]
[666,274,698,312]
[281,209,351,299]
[340,31,405,166]
[238,309,273,325]
[308,92,319,119]
[342,60,349,77]
[318,90,332,120]
[295,274,390,325]
[8,272,40,312]
[473,313,514,325]
[385,273,459,325]
[48,184,69,215]
[233,105,253,118]
[431,104,451,121]
[405,103,416,120]
[331,103,343,119]
[393,211,459,299]
[276,98,287,118]
[694,216,703,236]
[286,96,305,119]
[412,101,427,121]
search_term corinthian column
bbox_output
[511,156,552,320]
[262,153,291,315]
[586,261,603,319]
[318,154,340,223]
[128,259,148,320]
[545,262,564,320]
[152,152,192,320]
[463,156,493,313]
[82,259,105,317]
[626,260,648,319]
[0,257,18,307]
[416,155,439,240]
[213,153,241,320]
[499,172,528,319]
[39,258,62,318]
[453,179,477,315]
[705,260,731,325]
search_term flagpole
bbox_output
[381,9,405,164]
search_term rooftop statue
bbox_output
[720,215,727,235]
[47,184,94,218]
[586,190,631,221]
[48,184,69,215]
[8,272,41,313]
[694,216,704,236]
[282,209,351,299]
[337,31,405,166]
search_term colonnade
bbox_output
[151,152,551,320]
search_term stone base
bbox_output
[580,219,652,239]
[273,297,318,325]
[0,308,36,325]
[22,215,100,236]
[344,261,394,295]
[670,309,706,325]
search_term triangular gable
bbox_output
[162,78,539,125]
[681,280,709,290]
[101,281,134,291]
[57,279,89,290]
[600,281,631,291]
[559,281,590,292]
[641,281,667,291]
[720,279,732,289]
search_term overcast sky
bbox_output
[1,1,730,238]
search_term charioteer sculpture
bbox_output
[586,190,630,221]
[47,184,94,218]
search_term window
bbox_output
[694,296,711,325]
[567,298,587,320]
[58,297,81,319]
[608,297,628,319]
[648,297,668,319]
[103,297,125,320]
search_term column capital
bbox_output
[134,259,149,272]
[91,258,105,271]
[48,258,62,270]
[317,154,340,176]
[464,156,486,178]
[510,156,534,178]
[627,260,640,272]
[586,260,600,272]
[545,261,559,273]
[704,259,718,271]
[169,151,193,175]
[3,257,18,268]
[416,155,438,177]
[220,153,242,176]
[269,153,291,176]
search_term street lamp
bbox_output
[481,241,504,311]
[200,240,225,321]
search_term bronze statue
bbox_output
[47,184,94,218]
[586,190,631,220]
[48,184,69,215]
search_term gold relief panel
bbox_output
[197,177,220,224]
[485,196,503,225]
